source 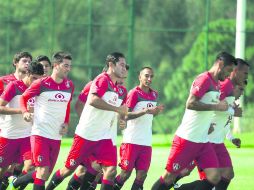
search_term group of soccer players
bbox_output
[0,50,249,190]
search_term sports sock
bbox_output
[101,179,114,190]
[66,173,82,190]
[113,175,125,190]
[33,177,45,190]
[193,179,214,190]
[131,179,144,190]
[174,180,202,190]
[46,170,64,190]
[13,171,36,188]
[79,172,97,190]
[151,176,174,190]
[215,177,230,190]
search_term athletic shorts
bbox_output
[65,135,117,170]
[0,136,31,167]
[212,143,232,168]
[119,143,152,171]
[165,135,219,175]
[31,135,61,173]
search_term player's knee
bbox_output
[120,170,132,181]
[221,168,234,180]
[60,167,73,178]
[136,171,147,181]
[162,171,176,185]
[206,170,221,185]
[76,166,87,177]
[104,167,117,180]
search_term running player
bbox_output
[151,52,236,190]
[0,61,44,187]
[45,52,128,190]
[114,67,163,190]
[12,51,74,190]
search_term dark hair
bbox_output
[105,52,125,67]
[36,55,51,66]
[216,52,237,66]
[52,51,72,64]
[28,61,44,75]
[235,58,250,69]
[126,64,130,70]
[13,51,32,65]
[139,66,153,74]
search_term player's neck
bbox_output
[106,71,117,84]
[139,84,150,93]
[14,70,26,80]
[208,69,219,82]
[51,72,64,84]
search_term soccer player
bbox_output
[174,59,249,190]
[45,52,128,190]
[151,52,236,190]
[0,61,44,188]
[0,51,32,95]
[0,51,32,189]
[11,51,74,190]
[113,67,163,190]
[36,55,52,76]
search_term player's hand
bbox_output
[146,105,164,115]
[117,105,128,116]
[232,138,241,148]
[23,112,33,122]
[119,119,127,130]
[208,123,215,134]
[59,123,68,135]
[233,106,242,117]
[216,100,229,111]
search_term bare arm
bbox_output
[126,105,164,120]
[89,93,128,115]
[75,99,85,117]
[186,94,228,111]
[0,98,22,115]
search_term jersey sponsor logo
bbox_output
[38,155,43,163]
[147,103,154,108]
[48,93,68,103]
[70,159,76,167]
[172,163,180,171]
[0,156,3,163]
[108,95,118,105]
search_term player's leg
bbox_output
[152,136,196,190]
[66,165,87,190]
[47,135,90,190]
[114,143,136,190]
[131,145,152,190]
[214,144,234,190]
[93,140,117,190]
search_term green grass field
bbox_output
[21,133,254,190]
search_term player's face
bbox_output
[139,68,153,87]
[233,85,244,100]
[56,59,72,79]
[113,58,127,78]
[28,74,43,86]
[235,65,249,85]
[218,64,234,81]
[40,61,51,76]
[15,57,32,73]
[117,69,128,85]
